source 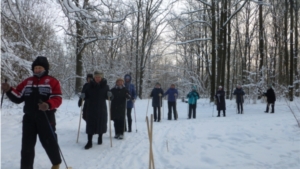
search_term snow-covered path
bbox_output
[1,98,300,169]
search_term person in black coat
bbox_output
[150,83,164,122]
[110,78,131,139]
[83,71,109,149]
[263,84,276,113]
[215,86,226,117]
[78,74,93,121]
[233,84,245,114]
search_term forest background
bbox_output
[1,0,299,102]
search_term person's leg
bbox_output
[271,103,275,113]
[223,110,226,117]
[188,104,192,119]
[158,106,161,122]
[265,103,269,113]
[192,104,196,118]
[173,102,177,120]
[217,110,220,117]
[241,103,244,114]
[84,134,93,149]
[168,102,172,120]
[237,102,241,114]
[153,107,157,121]
[113,120,119,138]
[127,108,132,132]
[21,114,38,169]
[37,112,62,164]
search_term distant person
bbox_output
[1,56,62,169]
[187,86,200,119]
[263,84,276,113]
[215,86,226,117]
[78,74,93,121]
[124,74,136,132]
[164,84,178,120]
[110,78,131,139]
[233,84,245,114]
[82,71,110,149]
[150,83,164,122]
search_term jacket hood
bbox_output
[124,74,132,83]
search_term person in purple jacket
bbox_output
[124,74,136,132]
[164,84,178,120]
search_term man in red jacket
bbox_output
[1,56,62,169]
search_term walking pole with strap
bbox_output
[133,102,138,132]
[108,96,112,147]
[76,99,84,143]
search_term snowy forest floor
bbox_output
[1,97,300,169]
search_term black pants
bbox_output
[266,103,275,113]
[114,117,125,135]
[153,106,161,121]
[188,104,197,118]
[126,108,132,131]
[21,113,61,169]
[168,102,177,120]
[237,102,243,113]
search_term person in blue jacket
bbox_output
[124,74,136,132]
[164,84,178,120]
[187,86,200,119]
[150,83,164,122]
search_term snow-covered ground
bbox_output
[1,97,300,169]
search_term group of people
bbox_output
[1,56,277,169]
[215,84,276,117]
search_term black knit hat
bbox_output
[86,74,93,81]
[31,56,49,71]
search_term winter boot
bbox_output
[85,134,93,149]
[98,134,102,145]
[51,164,60,169]
[118,134,124,140]
[223,110,226,117]
[21,166,33,169]
[217,111,220,117]
[128,121,132,132]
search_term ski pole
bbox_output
[1,79,8,109]
[159,95,162,121]
[39,101,71,169]
[146,97,150,118]
[133,103,138,132]
[76,99,84,143]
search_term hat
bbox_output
[94,71,104,78]
[192,85,197,90]
[218,85,222,88]
[86,74,93,80]
[155,82,161,86]
[31,56,49,71]
[268,84,272,88]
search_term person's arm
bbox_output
[6,80,27,104]
[46,79,62,110]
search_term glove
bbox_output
[80,93,85,99]
[158,93,162,97]
[38,102,49,111]
[107,91,113,98]
[1,82,10,93]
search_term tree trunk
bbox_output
[295,0,299,97]
[210,1,217,102]
[259,0,264,83]
[289,0,294,101]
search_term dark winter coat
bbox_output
[233,88,245,103]
[84,79,109,135]
[150,88,164,107]
[264,88,276,103]
[110,86,131,120]
[215,89,226,111]
[164,88,178,102]
[124,74,136,109]
[78,82,89,120]
[187,90,199,105]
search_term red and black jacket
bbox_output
[6,74,62,114]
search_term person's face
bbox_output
[237,86,241,89]
[171,85,175,88]
[94,75,102,83]
[155,84,160,88]
[87,78,92,83]
[125,77,130,82]
[34,66,45,74]
[117,80,124,86]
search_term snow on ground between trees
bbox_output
[1,97,300,169]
